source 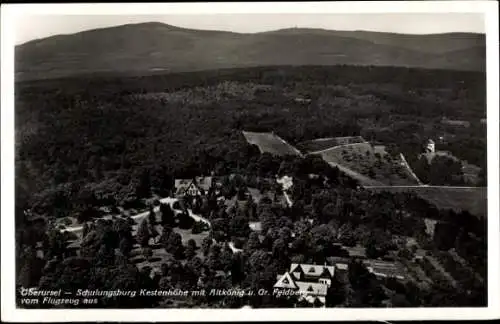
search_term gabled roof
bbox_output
[274,272,298,289]
[290,263,302,273]
[174,179,194,195]
[301,295,326,305]
[291,264,335,278]
[175,177,214,195]
[295,281,328,296]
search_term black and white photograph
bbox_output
[1,1,499,322]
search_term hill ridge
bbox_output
[15,22,486,81]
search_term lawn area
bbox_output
[319,142,420,186]
[242,131,302,156]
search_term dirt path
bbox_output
[307,141,369,156]
[399,153,423,185]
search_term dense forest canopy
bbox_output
[15,65,486,220]
[14,64,487,309]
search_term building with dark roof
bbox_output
[174,176,214,197]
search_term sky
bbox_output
[15,13,485,45]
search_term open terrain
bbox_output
[316,142,421,186]
[242,131,303,157]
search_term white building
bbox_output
[425,139,435,154]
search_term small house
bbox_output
[174,176,214,197]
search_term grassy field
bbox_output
[366,186,487,218]
[317,142,420,186]
[296,136,367,153]
[242,131,303,157]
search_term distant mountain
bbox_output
[15,22,486,81]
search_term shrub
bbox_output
[191,221,205,234]
[61,217,73,226]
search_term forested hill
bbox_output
[15,22,485,81]
[15,65,486,221]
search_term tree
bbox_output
[82,223,90,239]
[211,218,229,242]
[325,275,346,307]
[77,206,99,224]
[39,257,92,292]
[220,245,234,273]
[149,223,159,244]
[207,244,222,271]
[202,236,213,256]
[338,223,356,247]
[186,256,204,277]
[119,237,132,256]
[16,248,44,288]
[178,211,194,230]
[113,217,133,243]
[96,245,116,267]
[391,294,411,307]
[272,238,289,271]
[247,250,272,273]
[142,247,153,261]
[365,237,379,259]
[244,196,257,220]
[260,211,277,234]
[46,228,66,259]
[321,202,339,223]
[148,206,156,226]
[160,203,175,227]
[309,224,337,261]
[159,225,173,245]
[185,239,197,259]
[191,221,207,234]
[136,169,151,199]
[164,232,185,260]
[348,260,372,289]
[229,216,250,238]
[231,253,245,285]
[136,219,151,247]
[245,232,261,252]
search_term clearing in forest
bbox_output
[242,131,303,157]
[315,142,421,186]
